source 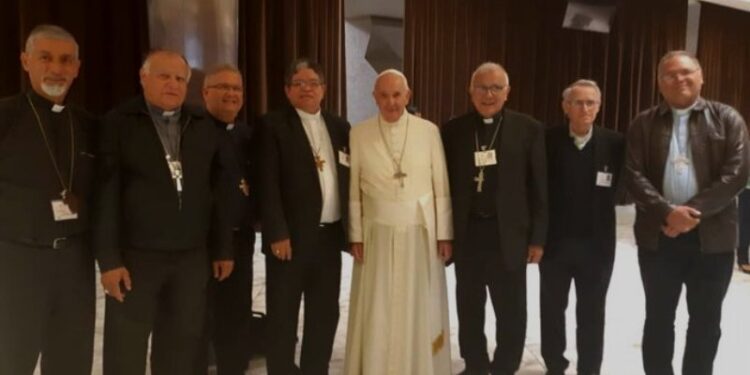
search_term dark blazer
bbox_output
[545,125,625,261]
[442,109,548,268]
[625,98,750,253]
[259,105,350,261]
[0,92,97,244]
[210,116,259,233]
[94,96,234,271]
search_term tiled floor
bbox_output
[39,206,750,374]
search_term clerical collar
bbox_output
[671,101,698,117]
[478,111,502,125]
[210,115,235,131]
[295,108,322,122]
[28,91,66,113]
[147,104,181,120]
[569,125,593,150]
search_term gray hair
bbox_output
[25,24,79,58]
[470,62,510,88]
[141,49,192,82]
[658,50,702,76]
[203,63,243,88]
[562,79,601,101]
[375,69,411,91]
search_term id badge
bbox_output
[596,172,613,187]
[474,150,497,167]
[51,200,78,221]
[338,150,350,167]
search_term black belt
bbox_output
[4,235,80,250]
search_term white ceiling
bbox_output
[344,0,750,21]
[700,0,750,12]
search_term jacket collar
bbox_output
[119,95,206,121]
[656,97,707,116]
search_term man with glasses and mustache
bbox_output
[259,58,350,375]
[625,50,749,375]
[194,64,258,375]
[541,79,625,375]
[442,62,547,375]
[0,24,96,375]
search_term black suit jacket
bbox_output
[210,116,259,234]
[94,96,234,271]
[259,105,350,261]
[442,109,548,268]
[0,92,97,243]
[545,124,625,261]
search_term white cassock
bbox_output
[344,111,453,375]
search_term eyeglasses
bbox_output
[660,68,699,83]
[472,84,506,95]
[289,80,323,89]
[567,99,600,108]
[207,83,243,93]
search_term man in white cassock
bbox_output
[344,69,453,375]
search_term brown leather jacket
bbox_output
[625,98,750,253]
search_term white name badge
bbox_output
[50,200,78,221]
[596,171,613,187]
[474,150,497,167]
[339,150,350,167]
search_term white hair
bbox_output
[470,62,509,88]
[562,79,601,101]
[375,69,411,91]
[141,50,192,82]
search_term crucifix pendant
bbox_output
[314,154,325,172]
[394,169,407,188]
[474,169,485,192]
[167,160,183,193]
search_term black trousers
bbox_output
[103,248,210,375]
[539,239,614,374]
[737,188,750,265]
[638,231,733,375]
[455,217,527,374]
[0,238,95,375]
[265,224,342,375]
[194,231,255,375]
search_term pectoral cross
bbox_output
[394,169,407,188]
[314,154,326,172]
[474,168,485,192]
[166,156,183,209]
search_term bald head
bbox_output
[373,69,412,122]
[139,50,191,111]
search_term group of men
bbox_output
[0,23,747,375]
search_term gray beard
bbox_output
[41,83,67,98]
